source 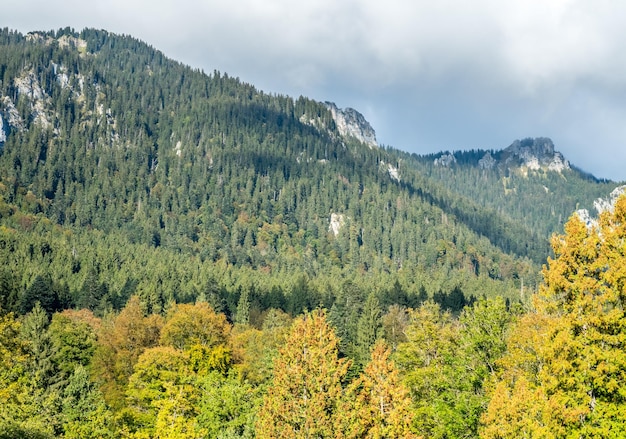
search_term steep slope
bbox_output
[407,137,619,251]
[0,28,554,316]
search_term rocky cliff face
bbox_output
[0,114,6,145]
[501,138,570,172]
[325,102,378,149]
[0,34,118,149]
[434,153,456,167]
[577,185,626,228]
[435,137,571,174]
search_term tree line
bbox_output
[2,196,626,437]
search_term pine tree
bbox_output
[21,303,55,389]
[356,291,382,366]
[235,287,250,326]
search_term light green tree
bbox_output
[61,365,117,439]
[396,298,513,438]
[197,371,261,439]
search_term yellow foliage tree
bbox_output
[336,340,418,439]
[255,309,349,439]
[482,194,626,438]
[160,302,230,351]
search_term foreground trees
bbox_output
[3,194,626,438]
[395,297,513,439]
[482,196,626,438]
[256,309,349,438]
[337,340,417,438]
[256,309,416,438]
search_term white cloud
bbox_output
[5,0,626,180]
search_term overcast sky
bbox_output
[5,0,626,180]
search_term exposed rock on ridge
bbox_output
[0,47,119,148]
[434,137,571,175]
[0,114,6,144]
[502,138,570,173]
[380,160,401,182]
[325,102,378,149]
[478,151,496,170]
[576,185,626,228]
[329,213,346,236]
[434,153,456,167]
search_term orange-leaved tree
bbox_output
[336,340,418,439]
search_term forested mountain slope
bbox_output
[3,26,626,439]
[0,27,619,319]
[412,137,619,248]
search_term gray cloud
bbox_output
[5,0,626,180]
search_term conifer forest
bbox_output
[0,28,625,438]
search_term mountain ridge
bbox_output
[433,137,571,175]
[0,27,620,317]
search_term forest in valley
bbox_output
[1,27,625,437]
[4,199,626,438]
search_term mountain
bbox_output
[324,102,378,148]
[461,137,570,173]
[0,27,621,318]
[413,137,618,253]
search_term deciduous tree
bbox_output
[160,302,230,351]
[255,309,349,438]
[482,196,626,437]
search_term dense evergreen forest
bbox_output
[0,27,625,437]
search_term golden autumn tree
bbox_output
[482,194,626,438]
[160,302,232,376]
[159,302,230,351]
[255,309,349,439]
[336,340,418,439]
[91,295,163,409]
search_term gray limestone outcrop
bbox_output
[325,102,378,149]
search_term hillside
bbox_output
[414,137,617,244]
[0,27,620,320]
[3,26,626,439]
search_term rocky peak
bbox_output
[503,137,570,173]
[325,102,378,149]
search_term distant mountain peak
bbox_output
[502,137,570,173]
[434,137,571,174]
[325,102,378,149]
